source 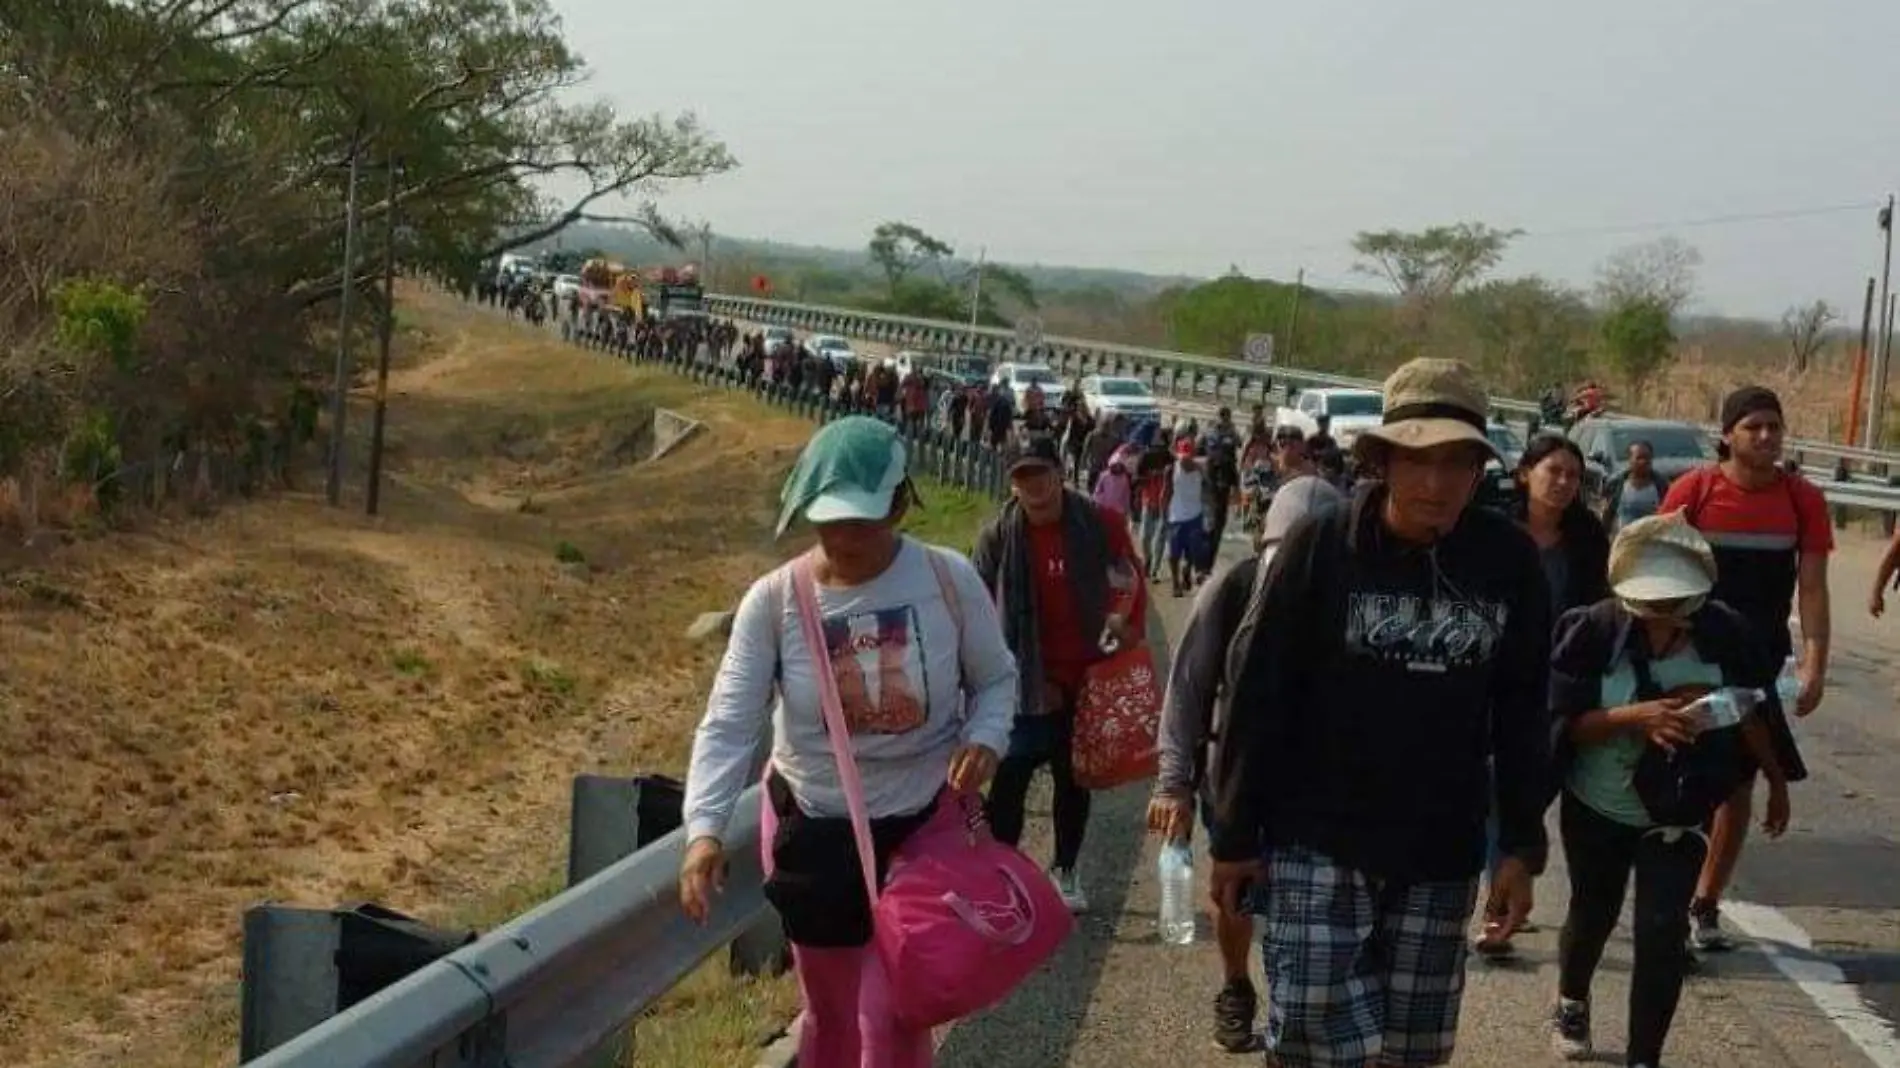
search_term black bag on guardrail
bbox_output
[335,904,477,1012]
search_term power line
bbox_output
[1511,201,1884,241]
[988,198,1888,267]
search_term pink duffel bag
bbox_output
[789,558,1071,1029]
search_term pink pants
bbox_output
[793,943,934,1068]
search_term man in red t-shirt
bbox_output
[899,369,930,435]
[971,433,1144,913]
[1660,385,1830,953]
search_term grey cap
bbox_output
[1261,475,1345,544]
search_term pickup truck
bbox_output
[1274,387,1384,447]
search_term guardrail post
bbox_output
[238,904,477,1063]
[567,773,791,981]
[569,774,672,885]
[1878,459,1900,538]
[239,906,343,1060]
[1832,458,1853,532]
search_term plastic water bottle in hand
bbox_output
[1689,687,1766,729]
[1775,656,1802,708]
[1158,841,1196,945]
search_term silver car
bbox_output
[1570,416,1714,509]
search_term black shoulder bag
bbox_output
[1626,633,1747,829]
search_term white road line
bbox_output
[1723,899,1900,1068]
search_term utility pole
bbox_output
[698,223,713,288]
[966,247,986,351]
[1284,267,1306,365]
[1864,195,1894,449]
[326,149,363,506]
[1885,292,1897,429]
[1849,276,1876,445]
[366,158,403,517]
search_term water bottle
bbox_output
[1775,656,1802,708]
[1158,840,1197,945]
[1688,687,1765,729]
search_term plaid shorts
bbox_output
[1260,844,1479,1067]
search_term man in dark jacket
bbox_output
[971,434,1142,913]
[1210,358,1553,1068]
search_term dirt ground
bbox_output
[0,285,815,1067]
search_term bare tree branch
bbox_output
[1781,300,1836,375]
[203,0,318,45]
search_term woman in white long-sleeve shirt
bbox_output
[679,416,1019,1068]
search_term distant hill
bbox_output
[515,223,1203,299]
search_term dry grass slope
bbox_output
[0,287,816,1068]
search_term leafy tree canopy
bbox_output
[868,222,953,297]
[1600,296,1678,396]
[1164,274,1305,359]
[1453,277,1593,395]
[1351,222,1520,305]
[2,0,736,302]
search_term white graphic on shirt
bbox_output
[822,605,929,734]
[1345,591,1508,673]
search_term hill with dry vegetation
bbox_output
[0,288,812,1067]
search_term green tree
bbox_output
[790,266,868,303]
[978,264,1038,311]
[885,278,967,321]
[968,263,1038,326]
[0,0,734,503]
[1351,222,1520,313]
[52,279,148,374]
[1454,277,1593,395]
[2,0,736,303]
[1163,274,1303,359]
[1600,297,1677,398]
[867,222,954,299]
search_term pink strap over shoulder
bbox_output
[788,554,883,910]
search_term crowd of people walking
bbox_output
[460,286,1842,1068]
[674,342,1840,1068]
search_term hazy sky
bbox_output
[552,0,1900,318]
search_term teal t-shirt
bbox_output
[1568,645,1725,828]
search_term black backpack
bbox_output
[1625,634,1747,829]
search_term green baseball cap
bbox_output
[776,416,917,536]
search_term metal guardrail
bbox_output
[706,294,1900,517]
[255,291,1894,1065]
[239,309,1037,1067]
[248,787,769,1068]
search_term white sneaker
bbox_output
[1550,998,1592,1061]
[1052,867,1089,913]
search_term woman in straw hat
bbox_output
[1544,512,1791,1068]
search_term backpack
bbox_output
[1187,555,1262,794]
[1682,464,1807,546]
[1623,631,1747,829]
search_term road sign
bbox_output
[1014,316,1044,347]
[1244,332,1275,365]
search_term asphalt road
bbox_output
[935,534,1900,1068]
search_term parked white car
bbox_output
[809,334,856,371]
[1078,375,1160,422]
[991,362,1066,412]
[1275,387,1384,447]
[551,274,581,300]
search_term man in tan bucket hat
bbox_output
[1210,357,1552,1068]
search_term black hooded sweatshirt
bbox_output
[1211,480,1554,881]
